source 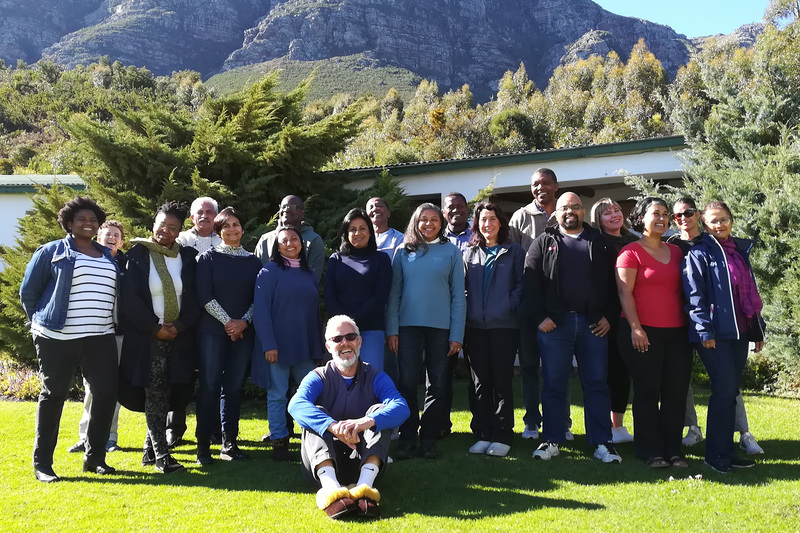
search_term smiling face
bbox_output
[702,207,733,241]
[599,203,624,236]
[443,194,468,232]
[69,208,100,241]
[641,202,670,238]
[555,193,584,233]
[479,208,500,245]
[417,208,442,241]
[190,201,217,237]
[347,216,371,249]
[672,201,700,238]
[153,212,181,248]
[278,196,304,227]
[97,225,123,256]
[219,215,243,247]
[277,228,302,260]
[531,171,559,209]
[366,197,389,232]
[325,320,362,372]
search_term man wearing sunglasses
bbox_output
[289,315,410,520]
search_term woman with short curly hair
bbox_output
[21,196,119,482]
[120,201,201,474]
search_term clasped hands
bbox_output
[328,417,375,450]
[224,319,247,341]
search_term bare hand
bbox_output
[264,349,278,364]
[753,341,765,353]
[447,341,462,357]
[591,317,611,337]
[328,421,360,450]
[631,326,649,352]
[701,339,716,350]
[225,319,247,338]
[155,324,177,341]
[538,317,557,333]
[387,335,399,354]
[340,416,376,441]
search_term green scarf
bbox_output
[133,237,180,323]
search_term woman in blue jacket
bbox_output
[20,196,119,482]
[682,200,766,474]
[462,202,524,457]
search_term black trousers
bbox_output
[618,320,692,460]
[464,327,518,445]
[33,334,118,468]
[607,326,631,414]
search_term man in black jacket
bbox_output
[525,192,621,464]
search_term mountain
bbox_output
[0,0,762,101]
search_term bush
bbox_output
[741,352,785,393]
[0,159,12,174]
[0,359,40,400]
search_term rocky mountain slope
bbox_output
[0,0,761,100]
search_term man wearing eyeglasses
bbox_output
[254,195,325,280]
[289,315,410,520]
[524,192,621,464]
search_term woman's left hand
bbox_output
[753,341,765,353]
[225,319,247,340]
[447,341,462,357]
[701,339,716,350]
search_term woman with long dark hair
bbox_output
[324,208,392,370]
[386,202,466,460]
[253,225,324,461]
[463,202,525,457]
[21,197,119,482]
[121,201,200,474]
[683,201,766,474]
[615,197,692,468]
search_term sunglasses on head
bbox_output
[329,332,359,343]
[673,209,698,219]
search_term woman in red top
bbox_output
[616,196,692,468]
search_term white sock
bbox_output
[316,465,340,490]
[356,463,379,488]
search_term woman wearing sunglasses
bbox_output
[667,197,764,455]
[682,201,766,474]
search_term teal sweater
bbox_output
[386,241,466,343]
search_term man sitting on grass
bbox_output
[288,315,409,520]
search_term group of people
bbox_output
[19,169,767,518]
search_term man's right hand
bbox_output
[264,349,278,363]
[386,335,399,354]
[538,317,557,333]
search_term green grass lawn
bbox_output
[2,379,799,532]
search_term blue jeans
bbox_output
[359,330,385,371]
[697,338,749,466]
[268,358,316,439]
[397,326,450,442]
[538,313,611,445]
[197,332,254,438]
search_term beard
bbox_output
[332,347,360,370]
[562,215,580,230]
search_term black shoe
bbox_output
[437,427,452,439]
[704,459,733,474]
[395,441,416,460]
[731,456,756,469]
[83,461,116,475]
[142,446,156,466]
[166,429,185,449]
[196,437,213,466]
[155,454,186,474]
[67,441,85,453]
[271,437,291,462]
[210,433,222,446]
[34,466,60,483]
[421,440,438,459]
[220,433,249,461]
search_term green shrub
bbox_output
[0,159,12,174]
[742,352,784,392]
[0,359,40,400]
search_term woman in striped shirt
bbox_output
[21,196,120,483]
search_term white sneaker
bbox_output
[565,430,574,441]
[739,432,765,454]
[521,425,539,439]
[532,441,559,460]
[486,442,511,457]
[682,425,704,447]
[611,426,634,443]
[594,443,622,464]
[469,440,492,454]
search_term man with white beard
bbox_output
[289,315,409,520]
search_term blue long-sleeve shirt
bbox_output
[196,249,262,336]
[323,249,392,332]
[288,360,410,436]
[386,241,466,343]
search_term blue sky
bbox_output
[593,0,771,38]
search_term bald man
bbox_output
[524,192,621,464]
